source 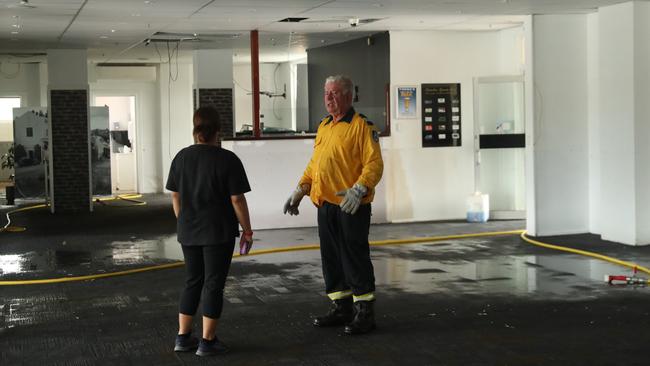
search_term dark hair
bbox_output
[193,106,221,143]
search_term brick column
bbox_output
[196,88,234,138]
[47,49,90,213]
[50,90,89,212]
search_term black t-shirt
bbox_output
[165,144,251,246]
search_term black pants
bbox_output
[317,202,375,297]
[179,241,235,319]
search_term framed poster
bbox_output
[12,107,48,198]
[421,83,461,148]
[395,86,417,119]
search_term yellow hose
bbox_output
[520,231,650,276]
[2,228,648,286]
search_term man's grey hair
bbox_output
[325,75,354,95]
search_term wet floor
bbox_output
[3,195,650,365]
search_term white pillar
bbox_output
[192,49,233,90]
[528,14,590,236]
[599,1,650,245]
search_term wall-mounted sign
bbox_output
[421,83,461,148]
[395,86,417,119]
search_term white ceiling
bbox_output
[0,0,630,62]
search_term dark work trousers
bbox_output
[179,240,235,319]
[317,201,375,296]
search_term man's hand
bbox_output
[239,231,253,255]
[336,183,367,215]
[283,185,309,216]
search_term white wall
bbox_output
[193,49,233,89]
[388,29,524,222]
[524,16,537,235]
[47,49,88,89]
[531,15,590,236]
[159,60,195,191]
[0,63,42,108]
[634,2,650,243]
[587,13,600,234]
[599,3,637,244]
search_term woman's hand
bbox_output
[239,231,253,255]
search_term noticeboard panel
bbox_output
[421,83,461,148]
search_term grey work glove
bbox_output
[283,185,309,216]
[336,183,367,215]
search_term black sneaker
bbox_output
[195,337,229,357]
[174,333,199,352]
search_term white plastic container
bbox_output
[466,192,490,223]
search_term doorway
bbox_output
[473,76,526,220]
[0,97,21,183]
[94,96,138,194]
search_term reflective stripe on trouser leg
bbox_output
[353,292,375,302]
[328,290,353,300]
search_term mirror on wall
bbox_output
[230,31,390,138]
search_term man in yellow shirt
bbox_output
[283,75,383,335]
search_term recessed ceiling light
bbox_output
[111,29,116,33]
[144,0,152,4]
[11,31,19,34]
[11,24,21,28]
[100,35,108,39]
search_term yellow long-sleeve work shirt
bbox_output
[299,108,384,207]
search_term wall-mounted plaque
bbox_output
[421,83,461,148]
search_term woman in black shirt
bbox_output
[166,106,253,357]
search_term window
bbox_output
[0,97,21,142]
[26,127,33,137]
[0,97,21,121]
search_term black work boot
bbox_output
[313,297,353,327]
[344,300,376,335]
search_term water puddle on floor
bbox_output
[0,236,647,301]
[0,236,184,277]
